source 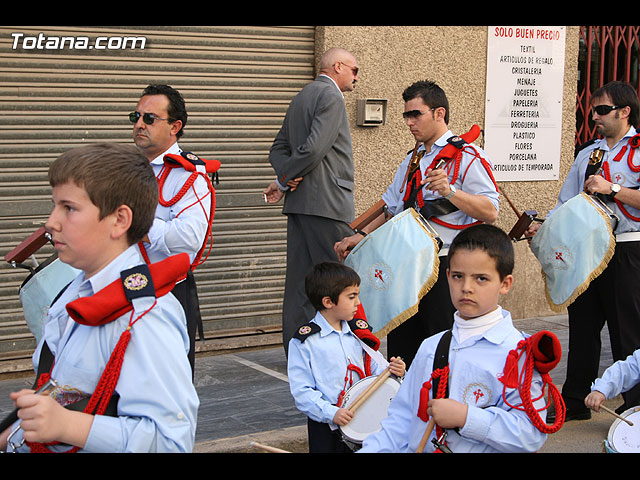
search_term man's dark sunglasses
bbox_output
[591,104,622,116]
[129,111,172,125]
[402,108,433,120]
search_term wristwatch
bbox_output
[610,183,621,197]
[444,184,457,200]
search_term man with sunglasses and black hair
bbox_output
[335,80,499,367]
[528,80,640,421]
[130,84,212,374]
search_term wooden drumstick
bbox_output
[400,141,422,193]
[250,442,291,453]
[349,369,391,413]
[416,418,435,453]
[599,405,634,426]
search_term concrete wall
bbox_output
[315,25,581,320]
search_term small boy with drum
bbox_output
[287,262,405,453]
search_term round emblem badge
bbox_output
[355,319,368,329]
[123,272,149,291]
[462,382,492,408]
[298,325,312,336]
[612,172,627,185]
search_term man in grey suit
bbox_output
[263,48,359,355]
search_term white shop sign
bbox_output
[484,26,566,181]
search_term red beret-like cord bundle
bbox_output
[499,330,566,434]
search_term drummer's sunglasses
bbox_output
[592,104,622,116]
[129,111,172,125]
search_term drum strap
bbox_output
[584,148,605,182]
[416,330,452,451]
[401,126,497,231]
[431,329,452,397]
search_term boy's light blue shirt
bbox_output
[287,311,386,426]
[592,349,640,400]
[8,245,199,453]
[359,308,548,453]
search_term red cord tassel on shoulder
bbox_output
[499,330,566,434]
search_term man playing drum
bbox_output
[528,81,640,421]
[335,80,499,367]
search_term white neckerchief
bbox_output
[454,306,503,343]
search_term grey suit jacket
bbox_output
[269,75,355,224]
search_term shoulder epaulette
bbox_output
[293,322,321,343]
[438,125,482,159]
[164,151,221,176]
[120,263,156,302]
[347,318,372,334]
[66,253,190,327]
[348,317,380,351]
[446,134,467,149]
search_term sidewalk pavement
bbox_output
[0,313,626,453]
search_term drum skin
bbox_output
[606,406,640,453]
[339,375,401,449]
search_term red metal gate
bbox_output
[576,26,640,146]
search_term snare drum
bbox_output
[605,406,640,453]
[338,374,401,450]
[344,208,440,338]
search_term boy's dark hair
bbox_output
[305,262,361,311]
[48,143,158,245]
[141,84,188,138]
[402,80,450,124]
[447,224,514,280]
[592,80,640,128]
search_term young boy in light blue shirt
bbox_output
[287,262,405,453]
[360,224,549,453]
[0,143,198,453]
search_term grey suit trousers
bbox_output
[282,213,353,355]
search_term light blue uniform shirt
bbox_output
[7,246,199,453]
[359,309,548,453]
[592,349,640,400]
[287,311,386,426]
[550,127,640,237]
[382,131,499,252]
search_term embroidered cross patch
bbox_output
[368,262,392,290]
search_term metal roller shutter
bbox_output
[0,25,315,364]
